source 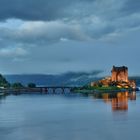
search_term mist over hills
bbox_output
[4,71,102,86]
[4,71,140,87]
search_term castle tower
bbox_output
[111,66,128,82]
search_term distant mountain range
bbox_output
[4,71,102,86]
[4,72,140,87]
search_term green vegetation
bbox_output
[0,74,38,90]
[72,85,133,94]
[27,83,36,88]
[0,74,10,88]
[86,86,120,91]
[12,82,24,89]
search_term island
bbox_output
[73,66,136,93]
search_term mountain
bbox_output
[4,71,102,86]
[4,72,140,87]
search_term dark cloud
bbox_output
[123,0,140,15]
[0,0,95,21]
[0,0,137,21]
[0,0,140,42]
[0,0,140,75]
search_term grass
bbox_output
[72,86,133,93]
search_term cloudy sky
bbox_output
[0,0,140,75]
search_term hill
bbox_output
[5,75,140,87]
[4,71,102,86]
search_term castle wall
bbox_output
[111,66,128,82]
[117,71,128,82]
[111,71,117,81]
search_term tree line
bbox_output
[0,74,36,89]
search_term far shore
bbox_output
[72,88,138,94]
[0,86,139,95]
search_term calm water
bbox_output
[0,91,140,140]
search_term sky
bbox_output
[0,0,140,75]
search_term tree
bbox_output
[27,83,36,88]
[0,74,10,88]
[12,82,24,89]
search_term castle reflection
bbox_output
[0,91,136,111]
[93,91,136,111]
[112,92,128,111]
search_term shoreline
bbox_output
[0,87,138,95]
[72,88,137,94]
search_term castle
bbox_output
[91,66,136,89]
[111,66,128,82]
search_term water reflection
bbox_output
[0,93,7,99]
[112,92,128,111]
[93,91,136,111]
[0,91,137,112]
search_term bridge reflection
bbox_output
[0,89,136,111]
[0,86,76,94]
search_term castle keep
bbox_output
[91,66,136,89]
[111,66,128,82]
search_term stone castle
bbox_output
[111,66,128,82]
[91,66,136,89]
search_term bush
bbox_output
[0,74,10,88]
[28,83,36,88]
[12,82,24,89]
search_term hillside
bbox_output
[5,73,140,87]
[5,71,102,86]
